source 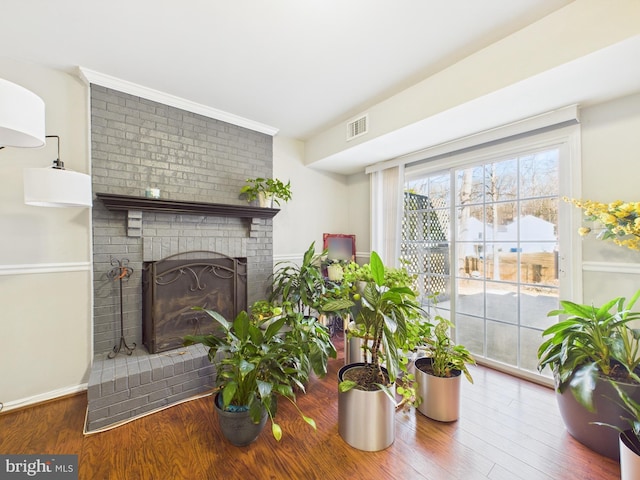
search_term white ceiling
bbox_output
[2,0,573,143]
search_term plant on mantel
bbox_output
[240,177,292,207]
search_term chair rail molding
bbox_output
[582,261,640,275]
[0,262,91,276]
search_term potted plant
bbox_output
[323,251,425,451]
[270,242,326,318]
[537,290,640,459]
[337,260,420,365]
[183,308,317,446]
[240,177,292,207]
[281,309,337,384]
[251,298,338,385]
[413,310,475,422]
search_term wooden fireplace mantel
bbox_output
[96,193,279,237]
[96,193,280,219]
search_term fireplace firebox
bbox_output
[142,251,247,353]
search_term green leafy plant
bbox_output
[183,309,317,441]
[537,290,640,411]
[396,357,420,413]
[282,311,337,384]
[248,300,283,321]
[341,261,372,285]
[324,251,425,393]
[419,315,475,383]
[593,380,640,455]
[270,242,327,317]
[240,177,292,206]
[341,261,417,291]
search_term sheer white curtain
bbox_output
[370,164,404,267]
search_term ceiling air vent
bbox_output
[346,114,368,141]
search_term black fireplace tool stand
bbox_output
[107,257,137,359]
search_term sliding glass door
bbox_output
[403,141,565,380]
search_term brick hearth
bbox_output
[85,345,215,433]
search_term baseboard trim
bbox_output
[0,384,88,414]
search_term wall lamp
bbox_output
[0,78,45,148]
[23,135,93,208]
[0,77,91,208]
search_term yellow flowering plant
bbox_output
[565,197,640,251]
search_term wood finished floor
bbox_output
[0,332,620,480]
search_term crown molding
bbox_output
[76,67,279,136]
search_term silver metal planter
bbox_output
[344,322,379,365]
[338,363,395,451]
[345,335,374,364]
[415,357,461,422]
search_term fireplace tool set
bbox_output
[107,257,137,359]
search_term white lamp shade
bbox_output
[24,167,93,207]
[0,78,46,148]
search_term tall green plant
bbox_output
[270,242,326,316]
[537,290,640,411]
[324,251,425,391]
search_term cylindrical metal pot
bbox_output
[415,357,461,422]
[338,363,395,451]
[344,322,378,365]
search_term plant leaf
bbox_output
[302,415,317,430]
[369,251,385,286]
[272,422,283,442]
[338,380,357,392]
[569,363,599,412]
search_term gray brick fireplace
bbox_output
[86,85,276,432]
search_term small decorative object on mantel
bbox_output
[107,257,136,359]
[240,177,292,207]
[566,197,640,251]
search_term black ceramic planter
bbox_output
[214,393,267,447]
[556,375,640,460]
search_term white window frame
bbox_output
[403,124,582,385]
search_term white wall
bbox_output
[272,136,353,261]
[346,172,370,261]
[0,59,92,408]
[579,91,640,303]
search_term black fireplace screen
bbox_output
[142,251,247,353]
